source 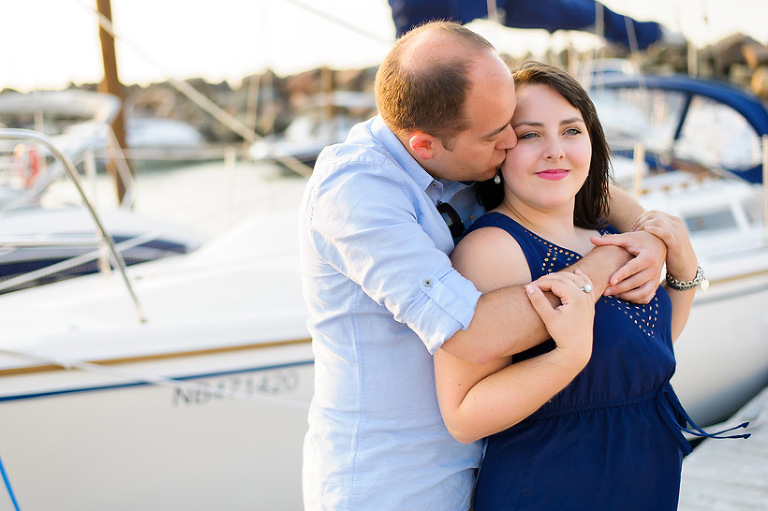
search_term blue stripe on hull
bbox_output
[0,359,314,403]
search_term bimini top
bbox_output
[591,73,768,184]
[386,0,664,48]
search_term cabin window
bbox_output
[683,209,738,233]
[676,96,761,171]
[591,88,685,155]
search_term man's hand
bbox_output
[633,210,698,282]
[590,230,666,303]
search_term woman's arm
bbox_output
[634,211,699,340]
[435,229,595,443]
[606,184,645,232]
[436,271,595,443]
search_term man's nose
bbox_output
[499,125,517,149]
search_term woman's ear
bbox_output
[409,131,435,160]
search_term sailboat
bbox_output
[0,90,203,294]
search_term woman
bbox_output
[434,62,709,510]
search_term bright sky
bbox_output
[1,0,766,92]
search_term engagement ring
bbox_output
[581,284,593,293]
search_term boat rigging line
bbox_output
[282,0,393,46]
[0,454,21,511]
[68,0,393,179]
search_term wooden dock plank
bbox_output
[678,385,768,510]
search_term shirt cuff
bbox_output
[414,269,481,354]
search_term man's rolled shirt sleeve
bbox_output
[308,157,481,354]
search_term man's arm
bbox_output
[441,185,666,365]
[441,242,631,365]
[595,184,668,302]
[606,184,644,232]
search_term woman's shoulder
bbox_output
[466,211,519,232]
[451,216,531,293]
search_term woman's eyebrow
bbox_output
[514,117,584,128]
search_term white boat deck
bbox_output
[679,384,768,510]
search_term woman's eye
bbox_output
[518,132,538,140]
[564,128,582,136]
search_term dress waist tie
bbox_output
[656,382,750,455]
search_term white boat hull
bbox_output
[635,174,768,426]
[671,268,768,426]
[0,205,315,510]
[0,341,314,511]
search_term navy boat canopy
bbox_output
[593,73,768,184]
[388,0,663,49]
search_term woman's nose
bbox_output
[545,139,565,159]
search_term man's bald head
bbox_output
[374,21,498,142]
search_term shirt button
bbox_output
[431,181,438,187]
[423,278,433,287]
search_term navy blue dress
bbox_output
[469,212,692,511]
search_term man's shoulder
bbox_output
[312,141,411,194]
[316,123,395,171]
[316,142,390,172]
[307,117,429,207]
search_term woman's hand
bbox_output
[525,270,595,369]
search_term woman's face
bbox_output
[501,83,591,213]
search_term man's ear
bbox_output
[409,131,435,160]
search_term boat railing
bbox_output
[0,128,145,321]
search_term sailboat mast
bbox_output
[96,0,132,205]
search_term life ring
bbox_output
[13,143,41,189]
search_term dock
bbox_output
[678,385,768,510]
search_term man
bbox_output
[299,21,664,510]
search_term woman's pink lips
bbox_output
[536,169,569,181]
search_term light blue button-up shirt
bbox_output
[299,116,485,510]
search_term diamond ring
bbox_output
[581,283,593,293]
